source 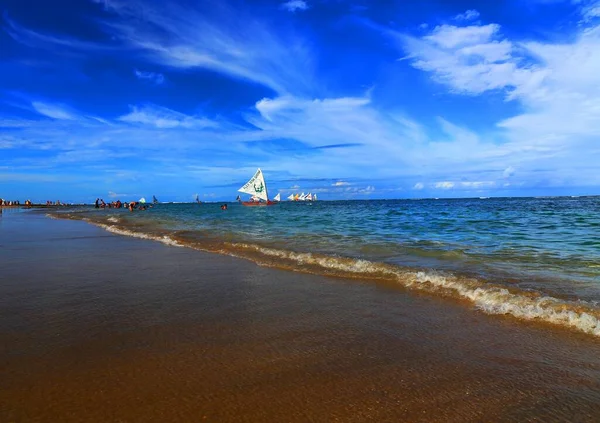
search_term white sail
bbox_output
[139,197,146,203]
[287,194,294,200]
[306,193,313,201]
[238,168,269,202]
[313,193,318,201]
[299,192,306,201]
[274,193,281,202]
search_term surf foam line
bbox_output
[94,222,183,248]
[52,213,600,338]
[226,243,600,338]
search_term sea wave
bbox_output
[53,212,600,338]
[220,243,600,337]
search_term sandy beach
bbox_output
[2,210,600,422]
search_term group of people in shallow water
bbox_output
[1,199,21,206]
[95,198,150,212]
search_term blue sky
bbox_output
[1,0,600,203]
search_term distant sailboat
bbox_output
[273,193,281,202]
[152,195,159,204]
[288,192,318,201]
[237,168,277,206]
[196,194,201,204]
[139,197,146,204]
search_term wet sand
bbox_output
[1,211,600,422]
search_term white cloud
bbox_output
[333,181,350,186]
[93,0,315,95]
[281,0,309,12]
[134,69,165,84]
[454,10,480,21]
[378,12,600,190]
[31,101,78,120]
[413,182,424,190]
[361,185,375,193]
[4,14,114,52]
[119,104,219,129]
[108,191,129,198]
[503,166,515,178]
[400,24,534,96]
[459,181,495,188]
[576,0,600,21]
[424,24,498,49]
[435,181,455,189]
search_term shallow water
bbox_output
[49,197,600,337]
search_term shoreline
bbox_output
[2,212,600,422]
[48,206,600,339]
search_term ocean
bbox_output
[52,196,600,337]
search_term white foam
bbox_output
[229,242,600,337]
[96,223,182,248]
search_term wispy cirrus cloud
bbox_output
[31,101,79,120]
[91,0,316,95]
[575,0,600,21]
[2,13,116,52]
[134,69,165,84]
[118,104,219,129]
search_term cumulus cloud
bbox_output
[413,182,424,190]
[400,23,529,96]
[281,0,309,12]
[454,10,480,21]
[435,181,455,189]
[375,11,600,190]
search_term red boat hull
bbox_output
[241,200,278,206]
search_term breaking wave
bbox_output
[54,213,600,338]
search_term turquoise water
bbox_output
[53,196,600,336]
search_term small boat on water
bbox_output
[152,195,159,204]
[287,192,317,201]
[237,168,277,206]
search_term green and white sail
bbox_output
[238,168,269,202]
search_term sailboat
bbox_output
[273,193,281,202]
[152,195,159,204]
[238,168,277,206]
[196,194,201,204]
